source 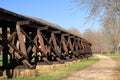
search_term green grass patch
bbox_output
[9,55,99,80]
[0,55,2,66]
[103,53,120,61]
[0,55,11,66]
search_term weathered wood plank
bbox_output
[61,35,68,53]
[52,31,61,34]
[62,34,69,36]
[38,27,48,30]
[16,22,28,59]
[37,29,46,53]
[17,21,29,25]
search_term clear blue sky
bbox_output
[0,0,100,33]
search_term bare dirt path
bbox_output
[63,54,120,80]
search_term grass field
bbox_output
[0,55,2,66]
[103,53,120,61]
[9,55,99,80]
[0,55,11,66]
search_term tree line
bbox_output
[68,0,120,54]
[68,27,120,54]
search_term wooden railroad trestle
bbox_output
[0,8,92,75]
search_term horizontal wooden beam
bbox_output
[17,21,29,25]
[27,23,48,30]
[70,36,75,38]
[52,31,61,34]
[62,34,69,36]
[75,38,80,40]
[38,26,48,30]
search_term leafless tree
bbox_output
[71,0,120,18]
[102,13,120,53]
[72,0,120,53]
[83,29,107,53]
[67,27,81,37]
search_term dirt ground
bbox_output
[63,54,120,80]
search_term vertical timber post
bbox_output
[2,26,8,69]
